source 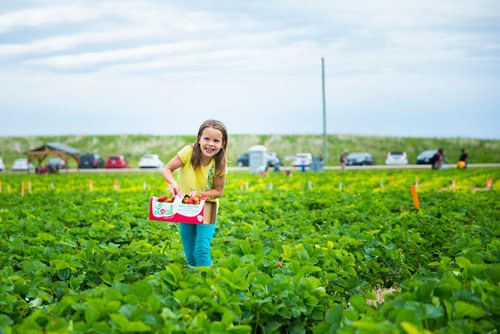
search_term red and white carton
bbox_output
[149,195,217,224]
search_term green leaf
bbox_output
[109,313,150,332]
[2,265,14,277]
[126,321,150,332]
[424,304,444,320]
[454,301,485,319]
[455,257,471,269]
[325,303,343,327]
[0,314,13,327]
[395,309,422,324]
[57,268,71,281]
[227,325,252,333]
[130,280,152,299]
[28,297,42,308]
[400,321,422,334]
[85,307,100,324]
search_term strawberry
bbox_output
[166,196,174,203]
[157,195,168,202]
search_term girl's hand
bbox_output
[169,181,180,196]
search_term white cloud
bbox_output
[0,0,499,138]
[0,4,102,32]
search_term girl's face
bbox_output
[198,127,224,160]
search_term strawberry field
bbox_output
[0,168,499,333]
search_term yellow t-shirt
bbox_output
[177,145,226,195]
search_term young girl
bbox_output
[162,119,228,267]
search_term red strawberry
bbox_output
[158,195,167,202]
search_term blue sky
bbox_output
[1,0,499,138]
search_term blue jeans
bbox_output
[178,221,216,267]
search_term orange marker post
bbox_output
[114,180,119,191]
[0,180,2,193]
[89,180,94,192]
[391,176,395,185]
[21,181,25,197]
[487,178,493,190]
[411,185,419,211]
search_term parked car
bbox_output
[237,151,281,168]
[416,150,437,164]
[346,152,375,166]
[46,157,67,169]
[385,151,408,165]
[139,154,164,168]
[292,153,313,167]
[0,158,5,171]
[105,155,129,169]
[236,153,250,167]
[79,153,105,169]
[11,158,35,171]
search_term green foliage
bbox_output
[0,169,499,332]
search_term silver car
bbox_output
[139,154,164,168]
[385,151,408,165]
[11,158,35,171]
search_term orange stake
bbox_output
[21,181,25,197]
[411,185,419,211]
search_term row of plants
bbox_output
[0,169,498,333]
[0,168,496,194]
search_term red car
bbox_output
[105,155,130,168]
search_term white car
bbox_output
[0,157,5,171]
[385,151,408,165]
[292,153,313,167]
[139,154,164,168]
[11,158,35,171]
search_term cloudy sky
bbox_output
[1,0,499,138]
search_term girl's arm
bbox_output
[200,173,226,199]
[162,155,184,196]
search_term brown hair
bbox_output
[191,119,228,175]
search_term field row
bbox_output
[0,169,497,195]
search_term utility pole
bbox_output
[321,57,327,163]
